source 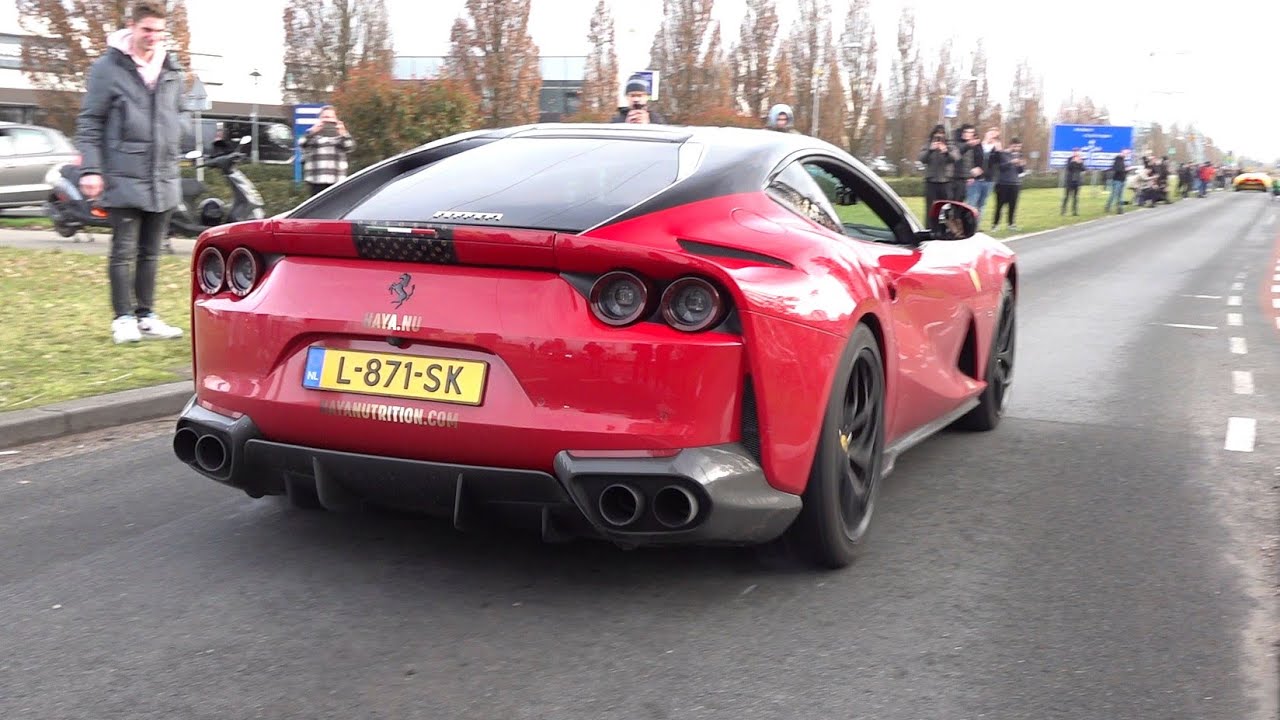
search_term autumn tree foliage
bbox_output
[575,0,620,121]
[330,64,479,172]
[769,42,797,116]
[839,0,876,156]
[785,0,831,136]
[17,0,193,133]
[445,0,543,128]
[281,0,393,103]
[730,0,778,122]
[647,0,717,121]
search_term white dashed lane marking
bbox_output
[1232,282,1244,291]
[1230,337,1248,354]
[1225,417,1257,452]
[1233,371,1255,395]
[1162,323,1217,330]
[1228,313,1243,326]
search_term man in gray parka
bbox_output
[75,1,186,344]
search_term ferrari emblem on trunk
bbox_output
[389,273,415,308]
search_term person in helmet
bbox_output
[766,103,798,132]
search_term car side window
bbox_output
[766,160,843,233]
[9,128,53,156]
[804,159,903,243]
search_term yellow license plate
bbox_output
[302,347,488,406]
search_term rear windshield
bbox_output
[343,136,682,232]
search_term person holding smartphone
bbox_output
[611,73,667,125]
[299,105,355,196]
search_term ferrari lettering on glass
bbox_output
[175,122,1015,570]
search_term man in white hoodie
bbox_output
[75,1,186,344]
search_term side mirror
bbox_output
[835,185,857,205]
[926,200,978,241]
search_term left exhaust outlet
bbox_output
[172,427,199,464]
[194,434,229,474]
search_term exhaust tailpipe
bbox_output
[172,427,199,464]
[653,485,699,529]
[194,434,229,473]
[597,483,644,527]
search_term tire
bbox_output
[785,323,887,569]
[955,278,1015,431]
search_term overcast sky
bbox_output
[3,0,1274,160]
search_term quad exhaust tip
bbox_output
[653,485,699,529]
[194,433,229,474]
[598,483,644,527]
[172,427,199,464]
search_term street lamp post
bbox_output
[249,69,261,164]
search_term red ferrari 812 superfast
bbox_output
[173,123,1016,568]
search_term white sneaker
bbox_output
[137,313,184,340]
[112,315,142,344]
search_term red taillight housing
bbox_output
[586,271,729,332]
[197,245,264,298]
[660,277,726,332]
[588,270,652,327]
[226,247,262,297]
[197,246,225,294]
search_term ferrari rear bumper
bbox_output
[172,398,801,546]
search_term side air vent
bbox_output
[678,239,793,269]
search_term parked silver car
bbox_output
[0,121,80,209]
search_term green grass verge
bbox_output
[0,217,54,229]
[846,183,1188,238]
[0,247,193,411]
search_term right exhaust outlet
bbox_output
[653,485,699,529]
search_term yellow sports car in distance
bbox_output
[1233,171,1272,191]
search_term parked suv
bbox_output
[0,122,80,208]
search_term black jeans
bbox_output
[1061,183,1080,214]
[108,207,172,319]
[993,184,1020,226]
[924,181,950,228]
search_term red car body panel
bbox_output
[189,187,1012,498]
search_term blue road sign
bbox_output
[631,69,660,100]
[1049,124,1134,171]
[293,103,327,184]
[943,95,959,119]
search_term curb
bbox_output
[0,381,193,450]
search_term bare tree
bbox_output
[281,0,394,103]
[966,38,990,128]
[647,0,716,121]
[17,0,194,133]
[769,41,797,114]
[699,21,734,113]
[730,0,778,121]
[579,0,620,118]
[787,0,831,135]
[446,0,544,127]
[818,49,846,147]
[839,0,876,156]
[886,7,917,170]
[867,83,886,156]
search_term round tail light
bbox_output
[589,271,651,326]
[226,247,261,297]
[661,277,725,332]
[197,246,225,295]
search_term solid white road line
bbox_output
[1233,370,1255,395]
[1228,296,1242,306]
[1225,417,1257,452]
[1162,323,1217,330]
[1183,294,1223,299]
[1228,313,1243,326]
[1230,337,1248,354]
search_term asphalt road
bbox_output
[2,192,1278,720]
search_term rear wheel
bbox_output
[786,323,886,569]
[955,278,1015,431]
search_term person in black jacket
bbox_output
[1104,149,1129,214]
[952,123,984,204]
[919,125,958,228]
[990,137,1026,230]
[1061,149,1086,215]
[611,73,667,124]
